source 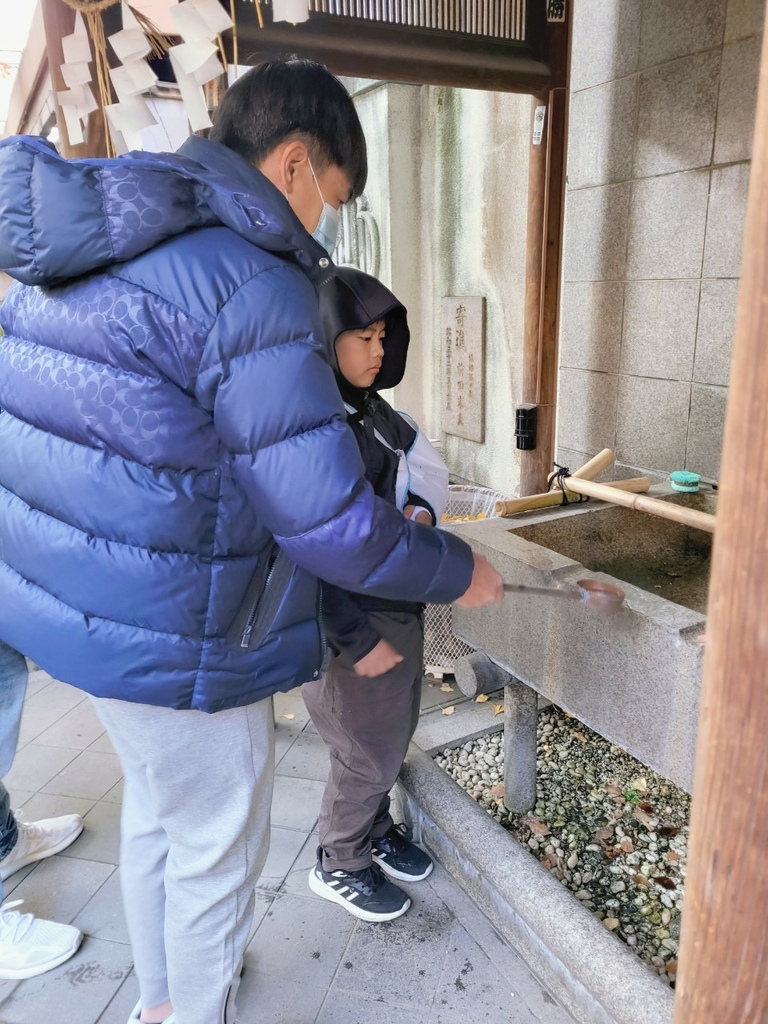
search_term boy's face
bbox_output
[335,320,386,389]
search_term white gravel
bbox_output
[434,705,690,987]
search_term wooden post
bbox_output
[674,8,768,1022]
[518,10,570,496]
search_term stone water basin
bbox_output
[450,490,713,793]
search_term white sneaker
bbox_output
[0,900,83,979]
[0,814,84,881]
[127,1001,176,1024]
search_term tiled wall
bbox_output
[557,0,764,482]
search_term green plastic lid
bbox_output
[670,471,701,492]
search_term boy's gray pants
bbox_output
[302,610,423,873]
[91,695,275,1024]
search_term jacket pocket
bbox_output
[228,543,291,651]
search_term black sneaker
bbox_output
[308,849,411,922]
[371,824,433,881]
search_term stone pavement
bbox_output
[0,665,576,1024]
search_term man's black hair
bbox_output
[209,58,367,199]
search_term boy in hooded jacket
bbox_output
[303,268,447,921]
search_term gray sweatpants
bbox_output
[91,695,275,1024]
[302,610,423,873]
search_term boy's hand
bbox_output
[354,639,404,677]
[403,504,432,525]
[454,553,504,608]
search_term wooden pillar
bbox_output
[518,10,570,496]
[674,9,768,1022]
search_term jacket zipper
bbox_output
[318,581,328,666]
[240,551,277,649]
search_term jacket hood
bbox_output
[0,134,331,288]
[319,267,409,392]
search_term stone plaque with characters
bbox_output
[441,296,485,442]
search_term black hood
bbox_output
[319,267,410,392]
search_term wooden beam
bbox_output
[673,7,768,1022]
[224,4,550,94]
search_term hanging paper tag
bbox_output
[272,0,310,23]
[532,105,546,145]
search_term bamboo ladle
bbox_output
[503,578,626,612]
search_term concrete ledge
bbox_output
[395,744,674,1024]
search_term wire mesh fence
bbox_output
[423,485,507,675]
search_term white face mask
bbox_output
[308,158,340,255]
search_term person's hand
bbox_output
[353,639,404,677]
[403,504,432,525]
[454,552,504,608]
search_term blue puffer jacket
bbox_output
[0,135,473,712]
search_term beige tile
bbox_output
[694,279,739,385]
[615,377,692,472]
[703,163,750,277]
[714,36,762,163]
[627,170,710,280]
[724,0,765,40]
[634,52,720,177]
[686,383,728,480]
[559,281,624,372]
[568,78,637,189]
[556,368,619,454]
[639,0,726,68]
[620,280,700,380]
[570,0,642,91]
[563,184,630,282]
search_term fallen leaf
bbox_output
[570,730,589,743]
[653,875,677,890]
[605,781,623,796]
[619,837,634,854]
[475,693,490,702]
[658,825,679,838]
[283,713,295,720]
[634,807,656,829]
[441,705,455,716]
[489,784,505,800]
[639,801,655,813]
[540,853,559,869]
[633,873,650,887]
[629,777,648,793]
[523,815,550,836]
[665,959,678,975]
[491,703,504,715]
[666,851,682,862]
[440,683,454,692]
[594,826,614,845]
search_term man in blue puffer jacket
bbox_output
[0,59,501,1024]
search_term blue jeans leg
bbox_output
[0,640,29,902]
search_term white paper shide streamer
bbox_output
[169,0,233,132]
[58,13,99,147]
[105,2,159,150]
[271,0,310,23]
